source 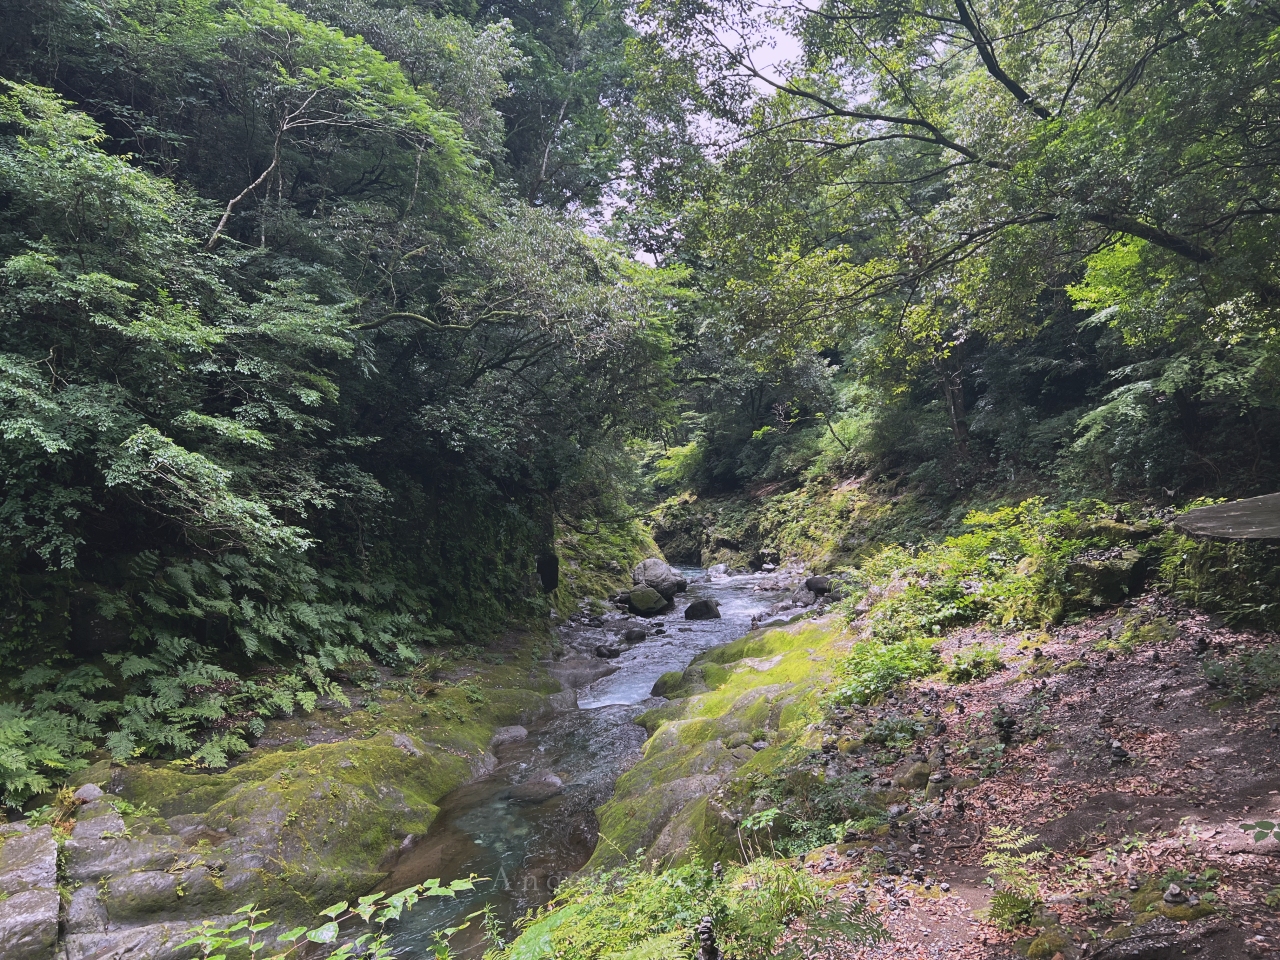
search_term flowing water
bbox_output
[387,567,800,956]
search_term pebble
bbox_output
[1163,883,1187,904]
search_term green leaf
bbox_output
[320,901,349,918]
[307,922,340,943]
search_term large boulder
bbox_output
[1068,548,1147,606]
[508,773,563,804]
[627,585,669,616]
[805,576,832,595]
[632,559,688,600]
[684,598,721,620]
[0,824,60,960]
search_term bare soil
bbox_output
[799,591,1280,959]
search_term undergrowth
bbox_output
[1159,531,1280,631]
[945,645,1005,683]
[982,826,1047,930]
[499,856,887,960]
[828,499,1127,706]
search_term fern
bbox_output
[0,701,95,807]
[982,825,1047,928]
[988,890,1039,930]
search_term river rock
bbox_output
[595,644,622,659]
[805,576,831,595]
[74,783,105,802]
[0,889,60,960]
[66,886,109,935]
[623,627,647,644]
[632,559,688,600]
[71,810,126,839]
[0,824,59,960]
[0,823,57,890]
[508,773,564,804]
[491,725,528,748]
[64,834,186,883]
[684,598,721,620]
[628,585,668,615]
[60,917,230,960]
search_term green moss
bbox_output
[551,518,660,611]
[590,619,848,869]
[1024,925,1070,959]
[81,635,560,922]
[651,670,689,699]
[1129,882,1216,925]
[648,478,942,570]
[702,663,731,689]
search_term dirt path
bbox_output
[798,592,1280,958]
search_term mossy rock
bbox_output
[628,586,669,615]
[551,517,660,611]
[1068,549,1147,606]
[77,649,557,925]
[651,669,700,699]
[1023,924,1071,959]
[1080,520,1157,544]
[651,662,732,700]
[1129,882,1217,925]
[893,761,931,790]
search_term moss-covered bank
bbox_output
[590,619,849,869]
[65,637,561,936]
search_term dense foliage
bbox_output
[633,0,1280,501]
[498,856,886,960]
[0,0,677,800]
[0,0,1276,816]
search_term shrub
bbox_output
[829,499,1123,704]
[840,499,1111,638]
[864,715,925,748]
[1203,645,1280,701]
[180,878,478,960]
[945,645,1005,683]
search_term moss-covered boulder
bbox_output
[1068,549,1147,606]
[1128,881,1216,925]
[650,663,731,700]
[1023,923,1071,959]
[628,586,669,615]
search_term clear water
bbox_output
[385,568,797,957]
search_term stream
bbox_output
[386,566,800,956]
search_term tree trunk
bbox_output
[938,363,970,456]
